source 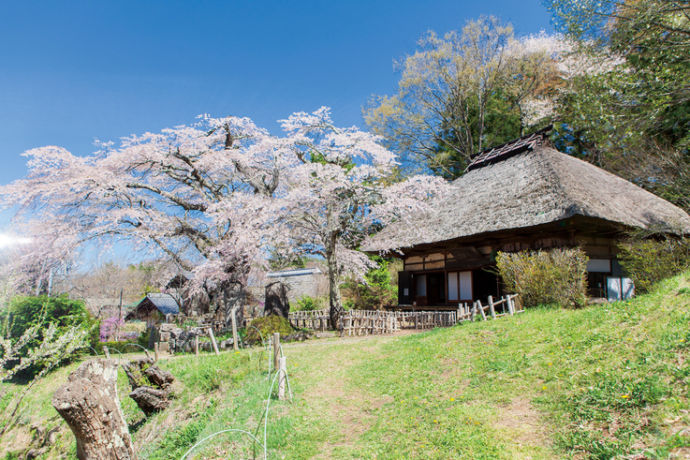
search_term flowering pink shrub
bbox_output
[99,316,124,342]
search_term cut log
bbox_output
[129,387,171,416]
[122,358,175,416]
[52,359,136,460]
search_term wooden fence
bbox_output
[288,309,330,331]
[337,310,400,336]
[288,294,522,336]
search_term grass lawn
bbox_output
[1,272,689,459]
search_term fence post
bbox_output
[154,343,159,361]
[278,356,287,400]
[273,332,281,370]
[477,300,487,320]
[231,306,239,351]
[488,295,496,319]
[194,335,199,355]
[508,296,515,316]
[208,328,220,355]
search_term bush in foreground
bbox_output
[496,248,588,308]
[245,315,294,344]
[618,232,690,293]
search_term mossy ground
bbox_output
[1,272,688,459]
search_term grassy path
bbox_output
[1,273,688,459]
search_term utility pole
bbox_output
[116,288,123,341]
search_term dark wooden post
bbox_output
[273,332,280,371]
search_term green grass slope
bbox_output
[1,272,689,459]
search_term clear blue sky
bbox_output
[0,0,553,187]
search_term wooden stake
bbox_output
[208,328,220,355]
[231,306,239,351]
[508,296,515,316]
[470,302,477,321]
[154,342,159,361]
[194,335,199,355]
[278,356,287,400]
[273,332,280,371]
[488,295,496,319]
[477,300,487,320]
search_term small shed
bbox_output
[125,293,181,327]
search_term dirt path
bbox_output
[284,335,400,459]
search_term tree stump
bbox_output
[52,359,136,460]
[264,281,290,318]
[122,358,174,416]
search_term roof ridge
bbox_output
[466,126,553,172]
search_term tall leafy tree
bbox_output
[546,0,690,211]
[364,16,572,179]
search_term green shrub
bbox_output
[245,315,294,344]
[2,295,94,342]
[0,295,98,377]
[496,248,588,308]
[137,328,153,350]
[341,256,399,310]
[291,295,326,312]
[618,233,690,293]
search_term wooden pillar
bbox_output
[488,295,496,319]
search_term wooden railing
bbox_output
[289,294,522,336]
[288,309,330,331]
[337,310,400,336]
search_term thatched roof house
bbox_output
[364,128,690,307]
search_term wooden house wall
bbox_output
[398,228,621,307]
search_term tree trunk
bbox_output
[52,359,136,460]
[325,242,343,330]
[218,281,246,328]
[264,281,290,318]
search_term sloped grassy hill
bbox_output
[1,272,689,459]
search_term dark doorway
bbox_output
[473,267,500,301]
[427,272,446,305]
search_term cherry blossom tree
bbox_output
[277,108,448,326]
[1,108,447,327]
[0,116,286,323]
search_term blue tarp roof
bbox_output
[142,293,180,315]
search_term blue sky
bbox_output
[0,0,553,230]
[0,1,554,181]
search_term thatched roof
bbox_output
[364,136,690,252]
